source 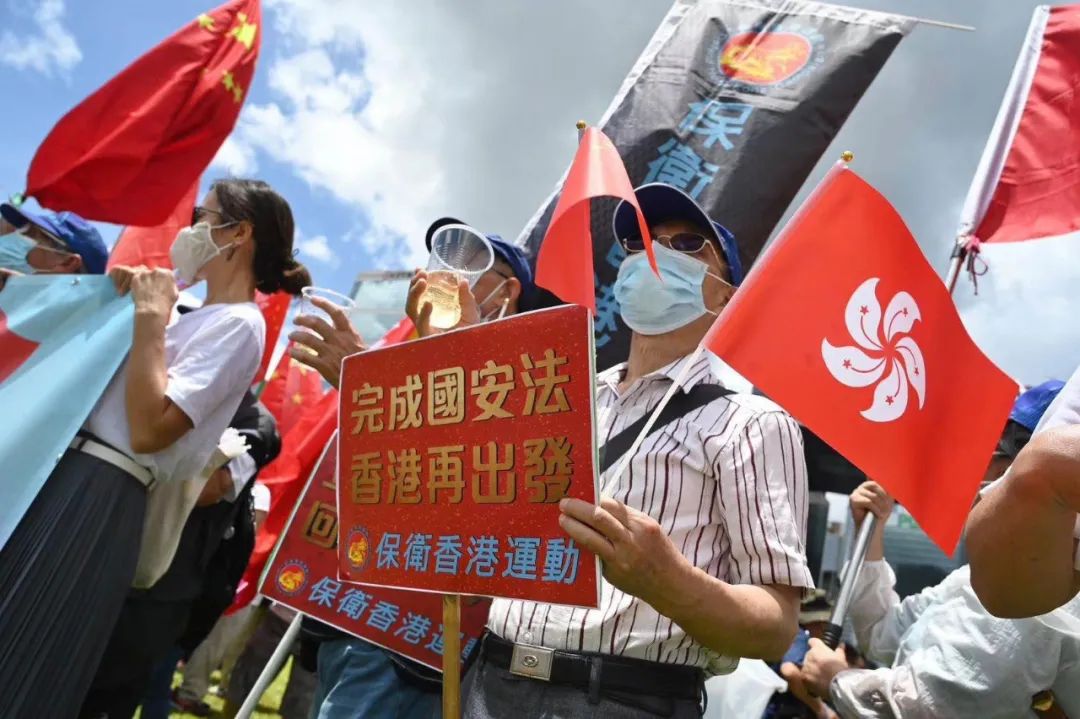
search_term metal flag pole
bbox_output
[235,611,303,719]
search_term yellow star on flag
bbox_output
[197,13,215,30]
[291,393,304,405]
[229,12,258,52]
[222,71,244,103]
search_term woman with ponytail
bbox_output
[0,179,310,718]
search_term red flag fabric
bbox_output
[535,127,654,313]
[960,4,1080,245]
[705,165,1017,552]
[107,182,199,270]
[26,0,261,225]
[254,292,291,383]
[0,311,39,385]
[227,319,413,612]
[261,348,325,436]
[369,317,417,349]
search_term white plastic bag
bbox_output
[704,659,787,719]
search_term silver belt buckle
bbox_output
[509,643,554,681]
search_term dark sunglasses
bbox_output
[191,206,237,227]
[619,232,711,255]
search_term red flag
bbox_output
[705,165,1017,552]
[369,317,417,349]
[262,348,325,436]
[535,126,654,313]
[25,0,261,225]
[959,4,1080,245]
[107,182,199,270]
[227,319,413,612]
[0,311,39,386]
[254,292,291,382]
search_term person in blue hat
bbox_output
[0,203,108,278]
[466,183,812,719]
[405,216,537,336]
[796,383,1080,718]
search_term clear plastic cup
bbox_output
[422,224,494,329]
[294,287,359,357]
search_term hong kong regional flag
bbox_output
[705,164,1017,552]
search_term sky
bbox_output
[1,0,1077,385]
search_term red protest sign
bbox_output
[261,436,490,671]
[337,305,600,607]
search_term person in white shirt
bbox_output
[969,367,1080,619]
[464,184,812,718]
[802,480,1080,719]
[0,178,311,719]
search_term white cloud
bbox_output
[0,0,81,76]
[297,232,337,264]
[209,135,259,177]
[236,0,671,271]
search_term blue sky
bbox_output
[0,0,399,299]
[3,0,1080,385]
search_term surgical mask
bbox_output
[170,222,235,285]
[613,243,729,335]
[478,278,510,322]
[0,233,37,275]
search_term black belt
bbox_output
[482,632,704,702]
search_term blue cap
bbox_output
[1010,380,1065,431]
[612,183,744,286]
[425,218,537,311]
[0,204,107,274]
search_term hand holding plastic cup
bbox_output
[421,224,494,329]
[294,287,358,353]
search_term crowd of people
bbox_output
[1,170,1080,719]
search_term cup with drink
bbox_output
[420,224,494,329]
[294,286,359,356]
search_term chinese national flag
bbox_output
[25,0,260,225]
[535,126,654,313]
[261,347,325,436]
[108,182,199,270]
[705,165,1017,552]
[254,292,291,383]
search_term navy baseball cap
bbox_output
[612,183,744,286]
[1010,379,1065,431]
[424,217,537,311]
[0,204,108,274]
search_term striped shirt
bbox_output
[486,351,813,674]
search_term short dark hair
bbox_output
[211,178,312,296]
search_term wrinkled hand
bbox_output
[558,496,693,611]
[780,662,835,718]
[112,266,178,317]
[802,638,848,700]
[405,269,481,338]
[850,481,895,529]
[289,295,367,389]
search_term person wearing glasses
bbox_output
[0,204,108,286]
[463,183,813,718]
[0,179,311,718]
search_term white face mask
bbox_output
[170,222,235,285]
[477,278,510,322]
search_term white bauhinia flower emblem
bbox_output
[821,278,925,423]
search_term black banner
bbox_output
[519,0,912,370]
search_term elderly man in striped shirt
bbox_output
[462,183,813,718]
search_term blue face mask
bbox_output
[0,233,36,275]
[613,243,729,335]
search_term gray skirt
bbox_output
[0,448,146,718]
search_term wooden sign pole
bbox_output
[442,594,463,718]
